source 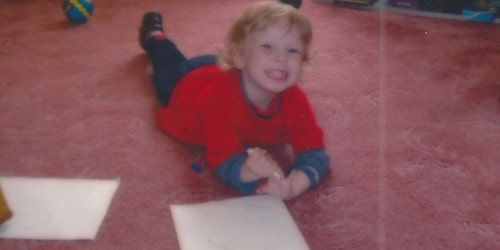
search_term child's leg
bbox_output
[176,54,217,78]
[149,38,217,106]
[147,35,188,106]
[140,12,217,107]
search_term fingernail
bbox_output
[273,171,283,180]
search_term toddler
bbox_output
[139,1,330,200]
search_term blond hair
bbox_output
[218,1,313,70]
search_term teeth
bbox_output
[267,70,287,79]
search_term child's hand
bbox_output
[240,147,285,182]
[256,170,312,200]
[256,176,294,200]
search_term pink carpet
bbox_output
[1,0,499,249]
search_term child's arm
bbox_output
[240,147,285,182]
[287,170,313,197]
[257,149,330,200]
[256,169,311,200]
[215,147,285,195]
[215,154,260,195]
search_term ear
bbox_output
[234,52,245,69]
[230,44,245,69]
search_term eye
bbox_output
[260,44,272,50]
[288,48,301,54]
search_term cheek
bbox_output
[245,53,267,69]
[290,59,304,72]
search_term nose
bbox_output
[274,50,287,63]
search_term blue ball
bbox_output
[62,0,94,24]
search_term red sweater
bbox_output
[157,65,325,169]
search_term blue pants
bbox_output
[147,38,217,106]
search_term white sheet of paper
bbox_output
[170,195,310,250]
[0,177,120,240]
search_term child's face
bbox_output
[237,22,305,95]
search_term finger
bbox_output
[272,171,284,180]
[256,183,269,194]
[259,181,287,199]
[246,147,254,154]
[247,147,263,153]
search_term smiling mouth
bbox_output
[266,70,288,80]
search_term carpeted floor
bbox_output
[0,0,499,249]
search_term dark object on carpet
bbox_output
[334,0,378,9]
[419,0,471,14]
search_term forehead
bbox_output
[249,22,303,43]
